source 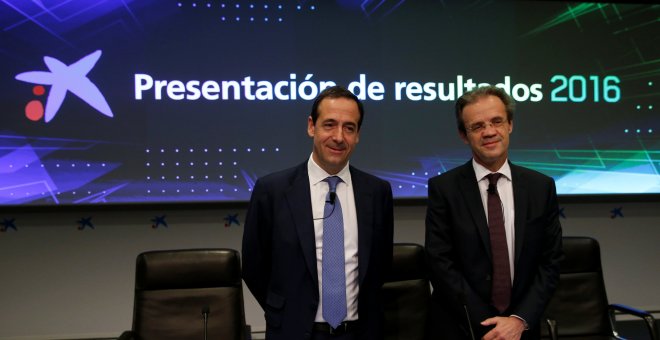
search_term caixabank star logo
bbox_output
[14,50,113,123]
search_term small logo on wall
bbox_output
[610,207,623,219]
[224,213,240,227]
[151,215,168,229]
[15,50,113,123]
[77,216,94,230]
[1,218,17,232]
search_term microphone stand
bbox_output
[202,305,210,340]
[459,286,476,340]
[463,303,476,340]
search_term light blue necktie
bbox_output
[322,176,346,329]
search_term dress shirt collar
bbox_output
[472,158,512,182]
[307,153,352,186]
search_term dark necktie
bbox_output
[486,173,512,313]
[322,176,346,328]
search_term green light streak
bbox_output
[613,18,660,35]
[637,135,660,176]
[514,149,660,162]
[520,3,603,38]
[599,58,660,78]
[508,148,660,172]
[611,4,623,21]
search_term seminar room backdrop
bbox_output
[1,0,658,338]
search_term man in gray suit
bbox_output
[243,86,393,340]
[425,86,563,340]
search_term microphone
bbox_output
[201,305,210,340]
[314,192,337,221]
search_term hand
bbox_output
[480,316,525,340]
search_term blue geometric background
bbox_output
[0,1,658,204]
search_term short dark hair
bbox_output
[310,85,364,130]
[455,85,515,135]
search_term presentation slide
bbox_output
[1,0,658,205]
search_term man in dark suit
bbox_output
[425,86,562,340]
[242,86,394,340]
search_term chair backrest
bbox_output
[541,236,614,338]
[383,243,431,340]
[131,248,246,340]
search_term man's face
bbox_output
[459,95,513,171]
[308,97,361,175]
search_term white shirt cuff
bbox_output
[510,314,529,330]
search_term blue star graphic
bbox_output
[77,217,94,230]
[1,218,17,232]
[558,207,566,219]
[151,215,168,228]
[15,50,113,123]
[224,213,240,227]
[610,207,623,219]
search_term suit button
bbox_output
[304,333,311,339]
[486,275,492,281]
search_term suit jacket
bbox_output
[425,160,562,339]
[242,161,394,340]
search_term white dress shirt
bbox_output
[308,155,359,322]
[472,159,516,282]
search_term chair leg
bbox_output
[642,315,659,340]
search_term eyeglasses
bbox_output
[465,117,508,134]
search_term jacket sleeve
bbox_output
[425,177,494,327]
[511,178,563,326]
[241,178,272,309]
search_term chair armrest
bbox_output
[117,330,136,340]
[610,304,659,340]
[545,318,558,340]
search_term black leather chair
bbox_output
[542,236,658,340]
[119,248,248,340]
[383,243,431,340]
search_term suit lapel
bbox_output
[284,164,318,286]
[510,163,528,270]
[458,162,492,259]
[351,168,373,285]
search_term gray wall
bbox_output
[1,200,659,339]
